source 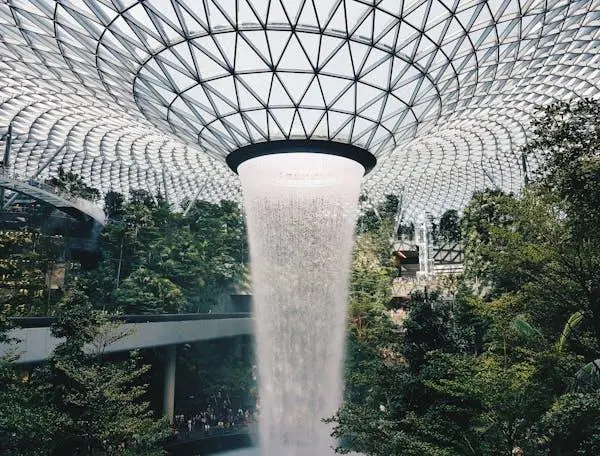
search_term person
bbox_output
[512,447,524,456]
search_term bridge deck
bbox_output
[0,170,106,225]
[2,313,253,364]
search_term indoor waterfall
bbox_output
[237,153,364,456]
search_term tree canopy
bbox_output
[333,99,600,456]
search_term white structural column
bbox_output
[163,344,177,424]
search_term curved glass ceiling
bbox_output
[0,1,599,218]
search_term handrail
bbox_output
[9,312,253,328]
[0,167,92,203]
[0,168,106,224]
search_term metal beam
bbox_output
[0,124,11,207]
[2,144,66,210]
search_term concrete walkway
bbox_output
[1,314,253,364]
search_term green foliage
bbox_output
[176,338,255,415]
[438,209,460,243]
[37,289,169,455]
[0,229,67,316]
[403,292,456,372]
[541,391,600,455]
[525,99,600,231]
[45,167,100,202]
[357,193,400,235]
[1,182,248,453]
[86,192,247,313]
[337,99,600,456]
[0,358,66,456]
[104,191,125,220]
[116,267,185,314]
[557,311,585,354]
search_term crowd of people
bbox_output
[171,403,258,440]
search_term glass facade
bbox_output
[1,1,598,217]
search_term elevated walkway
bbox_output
[2,313,253,364]
[0,169,106,225]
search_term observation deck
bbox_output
[0,168,106,225]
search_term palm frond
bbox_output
[556,311,584,353]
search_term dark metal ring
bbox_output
[226,140,377,175]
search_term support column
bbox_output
[163,344,176,424]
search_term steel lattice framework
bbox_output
[1,0,599,218]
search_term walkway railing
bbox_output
[0,168,106,224]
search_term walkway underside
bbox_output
[0,173,106,225]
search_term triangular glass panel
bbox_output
[207,0,233,29]
[313,0,337,29]
[239,31,271,66]
[246,0,269,24]
[300,76,326,108]
[318,35,345,69]
[267,0,288,25]
[360,55,393,90]
[238,72,273,104]
[353,9,374,41]
[332,117,354,142]
[312,112,330,139]
[278,34,312,71]
[235,77,264,110]
[266,30,292,67]
[236,36,270,71]
[296,0,319,28]
[376,22,400,50]
[349,40,372,75]
[289,110,306,137]
[298,108,325,136]
[183,85,217,117]
[321,41,354,79]
[243,111,269,141]
[268,75,293,106]
[330,82,356,113]
[173,1,208,34]
[404,0,428,29]
[281,0,305,23]
[191,42,229,80]
[296,31,321,68]
[277,72,314,105]
[327,110,353,137]
[318,74,352,107]
[326,1,346,32]
[360,94,386,122]
[267,109,289,138]
[213,32,236,68]
[356,82,383,111]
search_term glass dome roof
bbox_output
[1,0,599,218]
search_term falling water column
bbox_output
[237,151,365,456]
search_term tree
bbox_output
[104,191,125,220]
[116,267,186,314]
[357,194,400,236]
[86,194,248,313]
[438,209,460,243]
[0,317,66,456]
[524,99,600,232]
[403,291,455,372]
[33,289,170,455]
[334,98,600,455]
[540,391,600,455]
[45,167,100,202]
